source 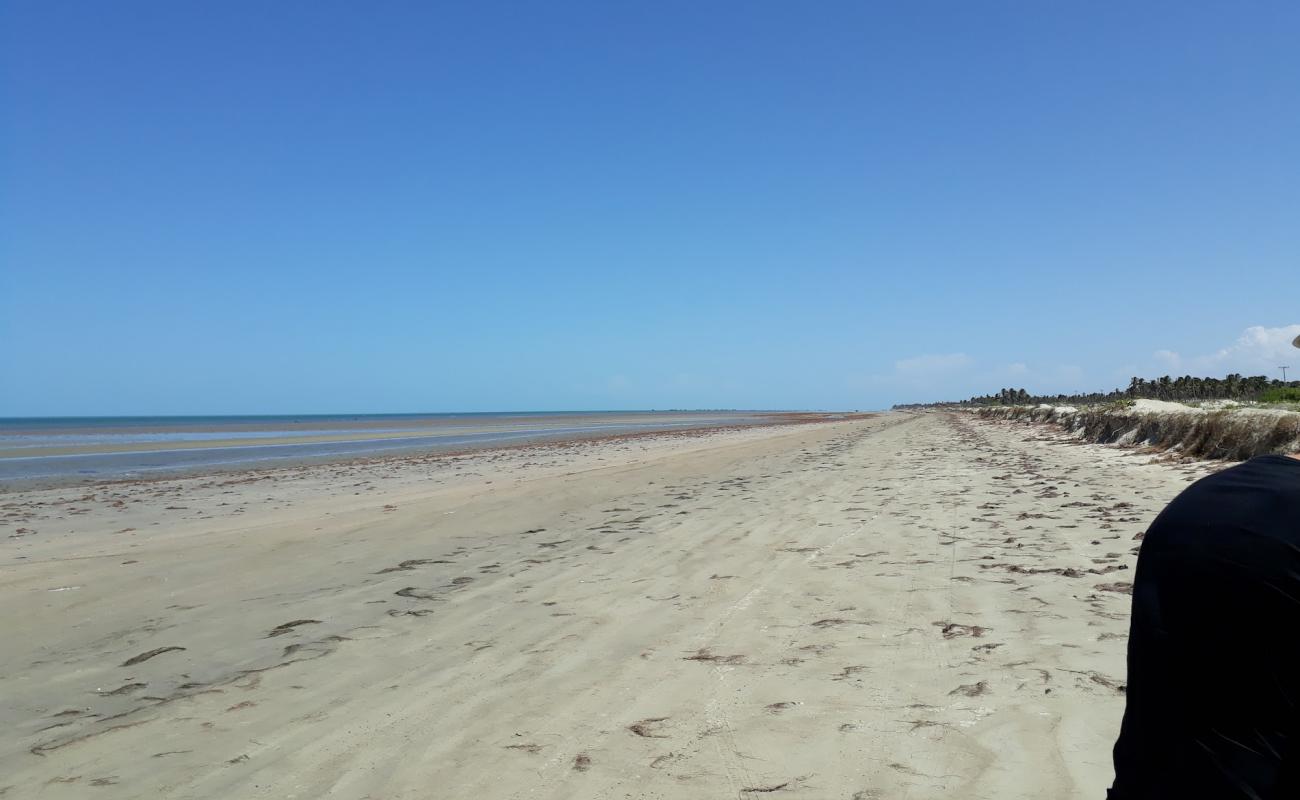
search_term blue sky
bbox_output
[2,2,1297,415]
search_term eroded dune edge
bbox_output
[975,401,1300,461]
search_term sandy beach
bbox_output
[0,411,1216,799]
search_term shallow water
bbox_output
[0,412,771,486]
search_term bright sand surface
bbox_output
[0,412,1217,798]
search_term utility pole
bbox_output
[1282,366,1291,383]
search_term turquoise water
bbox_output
[0,412,771,487]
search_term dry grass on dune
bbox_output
[975,403,1300,462]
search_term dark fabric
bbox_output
[1109,455,1300,799]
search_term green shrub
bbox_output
[1261,387,1300,403]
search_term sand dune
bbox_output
[0,413,1216,798]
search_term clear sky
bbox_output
[3,2,1298,415]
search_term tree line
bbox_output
[893,374,1299,409]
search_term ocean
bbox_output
[0,411,775,487]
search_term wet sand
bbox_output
[0,412,1216,798]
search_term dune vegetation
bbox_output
[895,374,1299,410]
[974,401,1300,462]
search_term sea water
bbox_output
[0,411,769,486]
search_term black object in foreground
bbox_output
[1109,455,1300,798]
